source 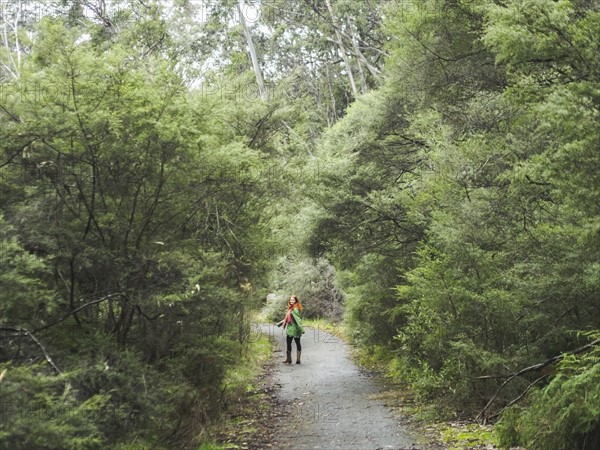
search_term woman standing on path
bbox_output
[277,295,304,364]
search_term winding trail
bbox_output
[260,323,419,450]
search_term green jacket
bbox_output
[278,308,304,338]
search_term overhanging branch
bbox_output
[34,293,125,333]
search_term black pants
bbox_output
[286,336,301,352]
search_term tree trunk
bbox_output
[325,0,358,98]
[237,1,267,101]
[1,0,22,79]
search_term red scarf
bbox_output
[282,307,296,329]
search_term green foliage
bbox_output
[1,14,277,449]
[266,256,344,322]
[2,0,599,447]
[440,422,498,450]
[0,215,55,327]
[341,254,402,347]
[0,364,105,449]
[309,0,600,432]
[496,335,600,450]
[196,444,228,450]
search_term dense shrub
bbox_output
[497,335,600,450]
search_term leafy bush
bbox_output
[0,17,272,449]
[0,364,105,450]
[497,334,600,450]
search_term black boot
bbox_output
[296,351,301,364]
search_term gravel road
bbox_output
[261,323,420,450]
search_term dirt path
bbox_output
[260,323,420,450]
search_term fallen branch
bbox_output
[0,327,62,374]
[487,373,550,421]
[477,338,600,422]
[25,330,62,374]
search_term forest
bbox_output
[0,1,598,449]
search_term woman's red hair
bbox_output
[288,295,302,311]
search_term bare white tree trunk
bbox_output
[348,20,367,94]
[1,0,22,79]
[325,0,357,98]
[237,1,267,101]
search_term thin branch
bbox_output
[134,304,161,321]
[0,327,61,374]
[281,120,315,158]
[34,293,124,333]
[477,338,600,422]
[487,373,551,421]
[25,330,61,374]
